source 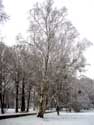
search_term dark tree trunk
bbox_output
[6,92,10,109]
[33,90,36,111]
[0,93,4,114]
[26,84,31,112]
[0,74,4,114]
[26,93,30,112]
[15,80,19,113]
[21,77,25,112]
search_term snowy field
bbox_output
[0,112,94,125]
[0,108,36,114]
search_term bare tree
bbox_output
[0,0,8,22]
[28,0,93,117]
[28,0,91,117]
[0,41,12,113]
[0,0,8,114]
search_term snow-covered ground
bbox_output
[0,108,36,115]
[0,112,94,125]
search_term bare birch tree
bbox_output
[27,0,92,117]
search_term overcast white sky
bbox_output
[1,0,94,79]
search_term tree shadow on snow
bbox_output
[44,114,64,122]
[43,114,86,122]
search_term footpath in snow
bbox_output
[0,112,94,125]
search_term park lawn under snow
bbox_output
[0,108,37,116]
[0,112,94,125]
